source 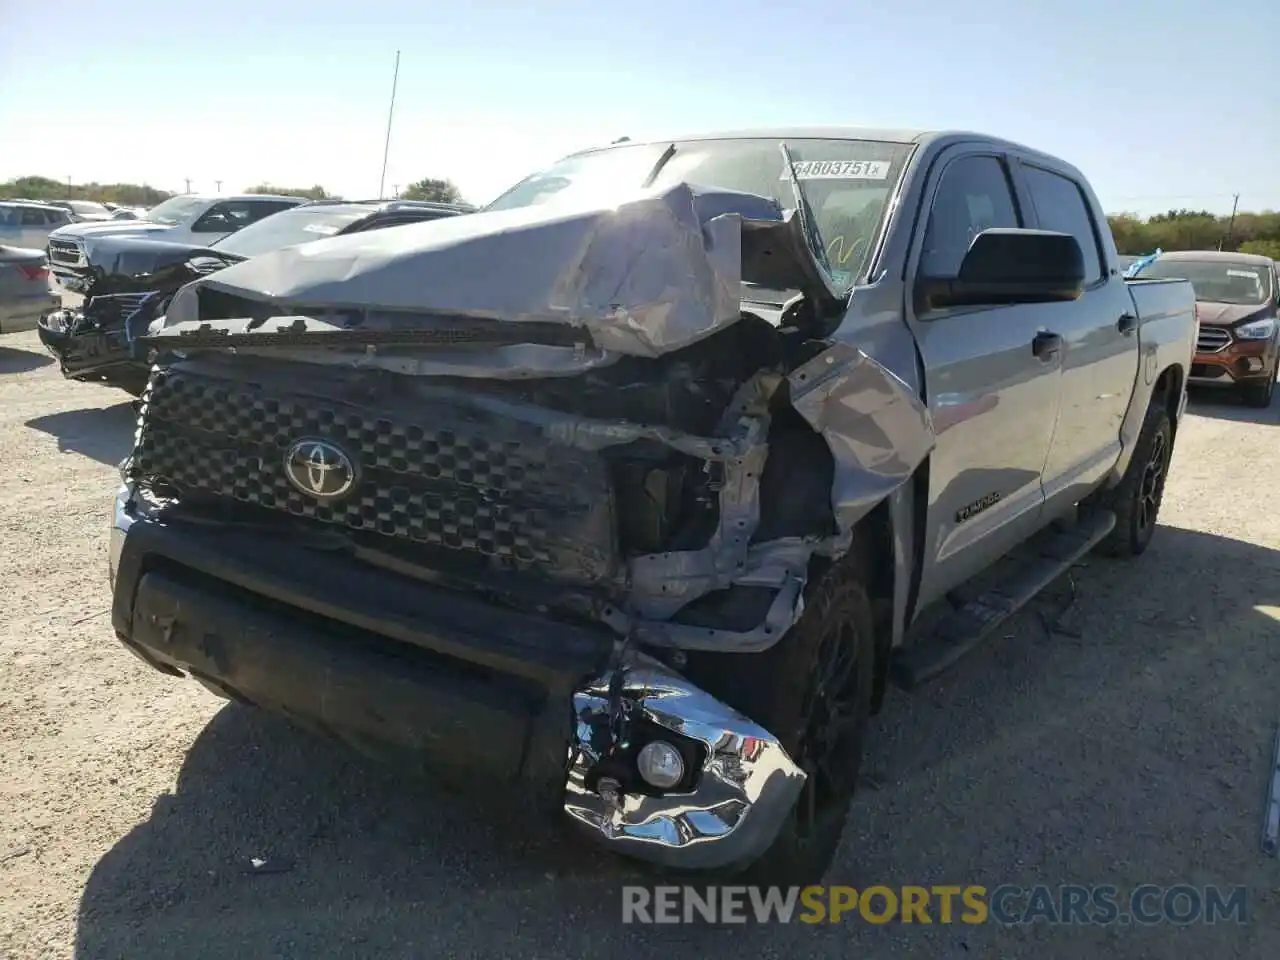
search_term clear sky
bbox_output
[1,0,1276,215]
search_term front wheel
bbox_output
[1098,402,1173,557]
[687,554,876,884]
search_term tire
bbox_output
[1098,402,1173,557]
[685,552,876,885]
[1240,371,1275,409]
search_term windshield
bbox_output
[144,196,209,225]
[1135,257,1273,306]
[211,204,370,258]
[69,201,108,216]
[485,137,915,288]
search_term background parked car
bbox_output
[0,201,75,250]
[46,200,114,222]
[0,245,59,334]
[1132,250,1280,406]
[38,198,473,393]
[45,193,307,289]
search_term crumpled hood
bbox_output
[162,181,832,359]
[49,220,176,242]
[1196,301,1273,327]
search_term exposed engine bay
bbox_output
[128,181,935,653]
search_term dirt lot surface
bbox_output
[0,329,1277,959]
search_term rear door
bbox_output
[905,147,1066,606]
[18,206,53,249]
[1015,160,1139,505]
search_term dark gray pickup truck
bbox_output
[108,128,1196,882]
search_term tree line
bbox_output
[1,175,467,208]
[1,175,174,208]
[244,178,466,204]
[1107,209,1280,260]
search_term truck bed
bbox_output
[1124,276,1197,324]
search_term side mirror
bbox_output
[917,228,1085,311]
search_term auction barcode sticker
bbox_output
[780,160,892,181]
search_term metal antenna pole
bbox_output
[378,50,402,200]
[1221,193,1240,250]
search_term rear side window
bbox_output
[1022,166,1103,285]
[919,155,1021,278]
[20,208,47,226]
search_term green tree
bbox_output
[1106,214,1153,254]
[1240,239,1280,260]
[400,178,465,204]
[0,175,172,207]
[1105,208,1280,255]
[245,183,330,200]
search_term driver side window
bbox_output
[191,203,234,233]
[919,156,1021,278]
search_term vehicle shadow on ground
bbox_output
[74,525,1280,959]
[1187,385,1280,424]
[24,402,135,466]
[0,345,53,374]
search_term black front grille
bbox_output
[130,367,619,583]
[47,239,82,266]
[1196,326,1230,353]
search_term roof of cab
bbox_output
[0,199,71,211]
[566,126,1074,171]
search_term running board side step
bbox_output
[890,509,1116,690]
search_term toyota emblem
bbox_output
[283,439,357,500]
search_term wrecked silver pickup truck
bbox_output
[108,129,1196,882]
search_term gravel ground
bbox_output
[0,328,1277,959]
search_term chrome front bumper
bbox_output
[109,487,805,871]
[566,654,805,869]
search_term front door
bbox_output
[905,149,1066,608]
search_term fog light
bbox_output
[636,740,685,789]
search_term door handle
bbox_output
[1032,331,1063,361]
[1118,312,1138,334]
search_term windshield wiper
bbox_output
[778,142,835,281]
[641,143,677,188]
